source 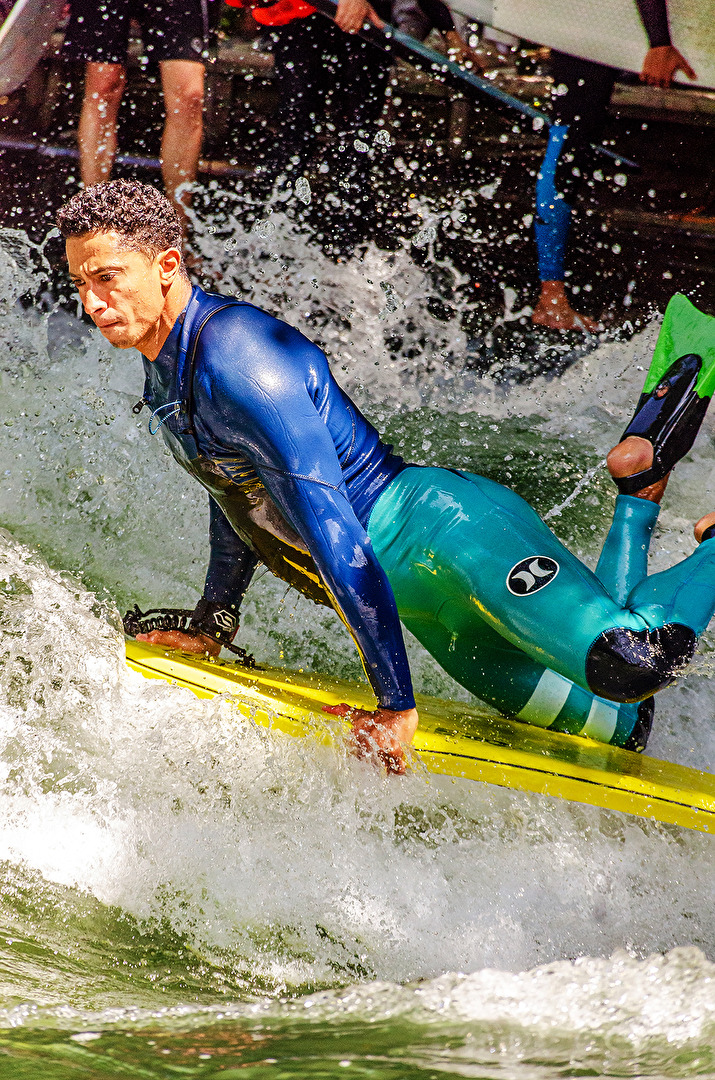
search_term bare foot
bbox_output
[323,703,419,775]
[606,436,669,502]
[532,281,601,333]
[694,512,715,543]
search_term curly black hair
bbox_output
[56,179,184,261]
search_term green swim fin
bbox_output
[615,294,715,495]
[644,293,715,398]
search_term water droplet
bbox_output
[294,177,312,205]
[411,225,436,248]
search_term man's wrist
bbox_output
[190,597,240,645]
[379,697,416,713]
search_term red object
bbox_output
[224,0,316,23]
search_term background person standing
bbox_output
[62,0,211,226]
[531,0,696,332]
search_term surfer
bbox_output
[58,180,715,774]
[532,0,696,332]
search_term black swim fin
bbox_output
[615,294,715,496]
[615,352,707,495]
[624,697,654,753]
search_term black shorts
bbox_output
[63,0,209,65]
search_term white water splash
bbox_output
[0,530,711,1007]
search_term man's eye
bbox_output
[100,273,115,282]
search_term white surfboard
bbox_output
[0,0,64,97]
[449,0,715,89]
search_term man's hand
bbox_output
[444,30,485,72]
[323,703,419,774]
[135,629,221,657]
[640,45,696,88]
[334,0,384,34]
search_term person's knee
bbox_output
[162,65,205,125]
[85,63,126,104]
[170,85,204,120]
[585,623,696,702]
[163,89,204,129]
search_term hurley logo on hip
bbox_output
[506,556,560,596]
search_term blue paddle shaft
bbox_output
[309,0,638,169]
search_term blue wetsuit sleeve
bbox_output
[204,495,258,610]
[196,313,415,711]
[635,0,671,48]
[256,467,414,710]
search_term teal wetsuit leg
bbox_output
[367,468,645,746]
[400,596,641,746]
[367,468,715,746]
[368,468,645,690]
[624,535,715,635]
[595,495,660,605]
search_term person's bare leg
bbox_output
[78,62,127,186]
[532,280,601,333]
[160,59,205,230]
[606,436,669,503]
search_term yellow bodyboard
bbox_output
[126,639,715,834]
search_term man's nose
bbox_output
[84,288,106,315]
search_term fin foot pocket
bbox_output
[616,353,708,495]
[623,697,654,752]
[586,623,696,702]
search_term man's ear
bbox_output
[157,247,183,285]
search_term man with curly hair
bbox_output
[57,180,715,773]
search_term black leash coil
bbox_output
[122,604,256,667]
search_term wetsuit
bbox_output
[535,0,673,283]
[142,287,414,711]
[141,287,715,747]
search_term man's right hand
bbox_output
[323,702,419,774]
[334,0,384,33]
[135,629,221,657]
[640,45,696,88]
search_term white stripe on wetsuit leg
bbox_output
[517,670,572,728]
[581,698,619,743]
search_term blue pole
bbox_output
[0,137,252,176]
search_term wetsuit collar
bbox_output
[151,301,187,392]
[173,286,245,436]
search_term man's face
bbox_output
[66,230,174,351]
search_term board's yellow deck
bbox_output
[126,639,715,834]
